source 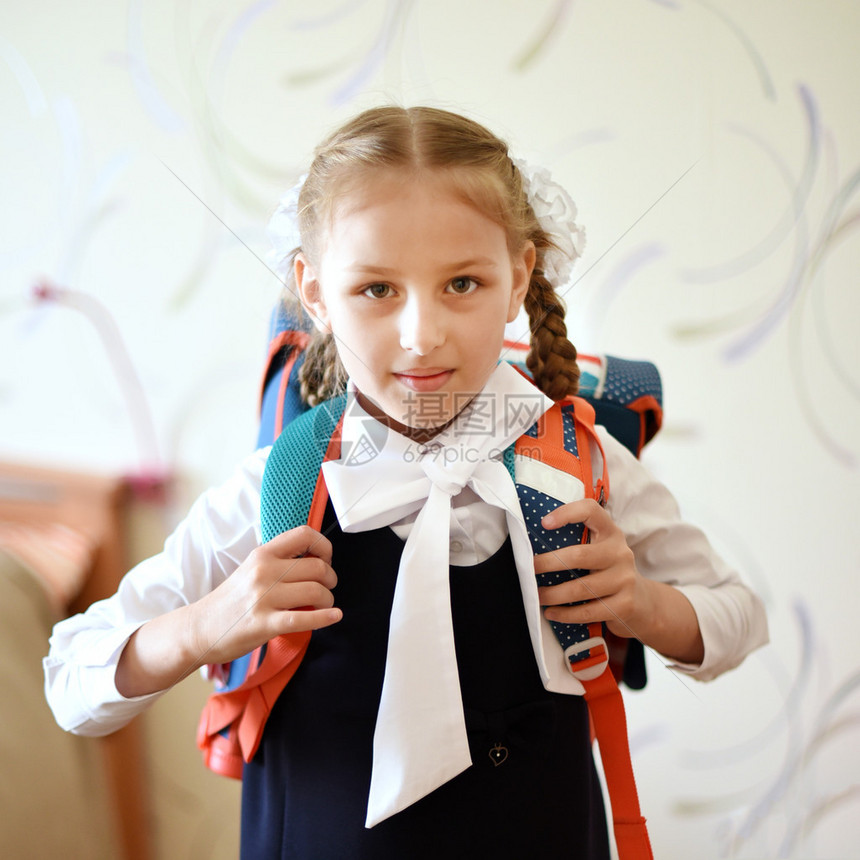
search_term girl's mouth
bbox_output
[393,369,454,392]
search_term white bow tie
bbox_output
[322,363,553,827]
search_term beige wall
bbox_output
[1,2,858,857]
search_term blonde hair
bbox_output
[288,105,580,405]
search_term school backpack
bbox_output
[197,303,662,860]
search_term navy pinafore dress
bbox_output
[240,501,610,859]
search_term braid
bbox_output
[523,269,580,400]
[298,332,347,406]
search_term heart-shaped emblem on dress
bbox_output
[489,743,508,767]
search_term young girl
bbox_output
[45,106,768,859]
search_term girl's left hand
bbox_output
[533,498,656,641]
[533,498,705,664]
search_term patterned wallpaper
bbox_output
[1,2,858,857]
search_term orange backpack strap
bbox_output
[515,398,653,860]
[196,402,345,778]
[574,399,653,859]
[583,670,653,858]
[261,329,311,440]
[197,633,312,778]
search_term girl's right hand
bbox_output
[115,526,341,699]
[191,526,341,667]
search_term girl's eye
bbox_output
[447,277,478,295]
[363,283,392,299]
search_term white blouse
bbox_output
[44,423,768,737]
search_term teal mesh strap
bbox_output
[260,394,347,543]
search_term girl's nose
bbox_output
[399,297,446,355]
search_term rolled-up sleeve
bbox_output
[598,428,768,681]
[43,448,268,735]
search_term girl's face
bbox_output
[296,170,534,435]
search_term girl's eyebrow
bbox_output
[446,257,499,270]
[346,263,398,275]
[346,257,499,274]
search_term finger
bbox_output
[533,540,619,575]
[274,606,343,635]
[541,498,609,532]
[538,573,609,607]
[544,598,614,626]
[273,554,338,591]
[272,578,337,612]
[545,597,640,640]
[533,544,587,575]
[266,526,333,564]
